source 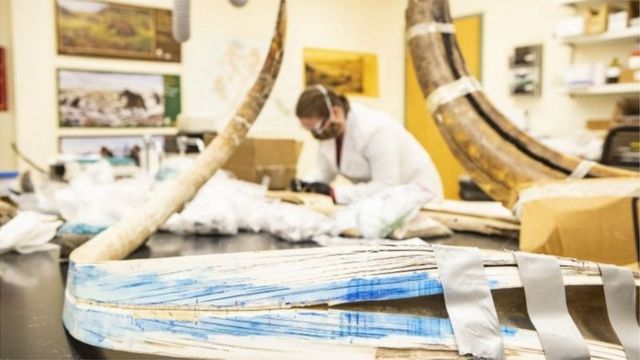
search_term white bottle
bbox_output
[592,62,606,86]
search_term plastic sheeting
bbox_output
[161,173,334,242]
[0,211,62,254]
[26,160,445,244]
[245,201,333,242]
[333,183,435,238]
[162,172,267,235]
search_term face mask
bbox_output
[311,119,341,140]
[308,84,342,140]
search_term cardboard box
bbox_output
[582,4,609,35]
[619,68,640,83]
[222,138,303,190]
[586,118,616,130]
[514,178,639,270]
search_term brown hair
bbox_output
[295,85,350,119]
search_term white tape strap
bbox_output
[426,76,482,113]
[568,160,596,179]
[406,22,455,40]
[434,245,504,359]
[514,252,590,359]
[599,264,640,360]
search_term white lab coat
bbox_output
[303,103,444,204]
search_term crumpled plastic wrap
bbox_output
[27,159,445,244]
[162,172,333,242]
[333,183,435,238]
[0,211,63,254]
[54,175,153,229]
[245,201,333,242]
[162,172,267,235]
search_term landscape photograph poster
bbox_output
[59,135,166,165]
[58,69,181,128]
[56,0,181,62]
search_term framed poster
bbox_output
[0,47,7,111]
[56,0,181,62]
[59,135,165,156]
[59,135,166,166]
[58,69,181,128]
[303,48,378,97]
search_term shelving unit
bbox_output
[57,127,179,137]
[567,82,640,95]
[558,0,640,98]
[556,0,635,7]
[560,26,640,45]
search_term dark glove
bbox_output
[304,182,332,196]
[290,178,333,197]
[290,178,309,192]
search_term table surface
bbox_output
[0,232,517,359]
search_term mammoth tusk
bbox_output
[60,2,638,359]
[406,0,637,204]
[69,0,287,263]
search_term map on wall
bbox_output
[58,69,181,128]
[187,34,292,131]
[189,35,270,125]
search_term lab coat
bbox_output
[303,103,444,204]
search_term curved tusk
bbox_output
[406,0,637,204]
[70,0,287,263]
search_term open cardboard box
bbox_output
[511,178,639,270]
[221,137,303,190]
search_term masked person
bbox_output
[291,84,443,205]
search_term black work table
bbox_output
[0,232,516,359]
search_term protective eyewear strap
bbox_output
[315,84,333,121]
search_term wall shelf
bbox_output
[556,0,636,7]
[567,82,640,95]
[560,27,640,45]
[57,127,179,137]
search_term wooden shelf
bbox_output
[557,0,634,7]
[560,27,640,45]
[57,127,179,137]
[567,82,640,95]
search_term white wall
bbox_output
[8,0,624,174]
[0,0,16,171]
[450,0,633,137]
[7,0,406,175]
[183,0,406,175]
[8,0,176,172]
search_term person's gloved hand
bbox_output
[304,182,332,196]
[290,178,309,192]
[290,178,334,201]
